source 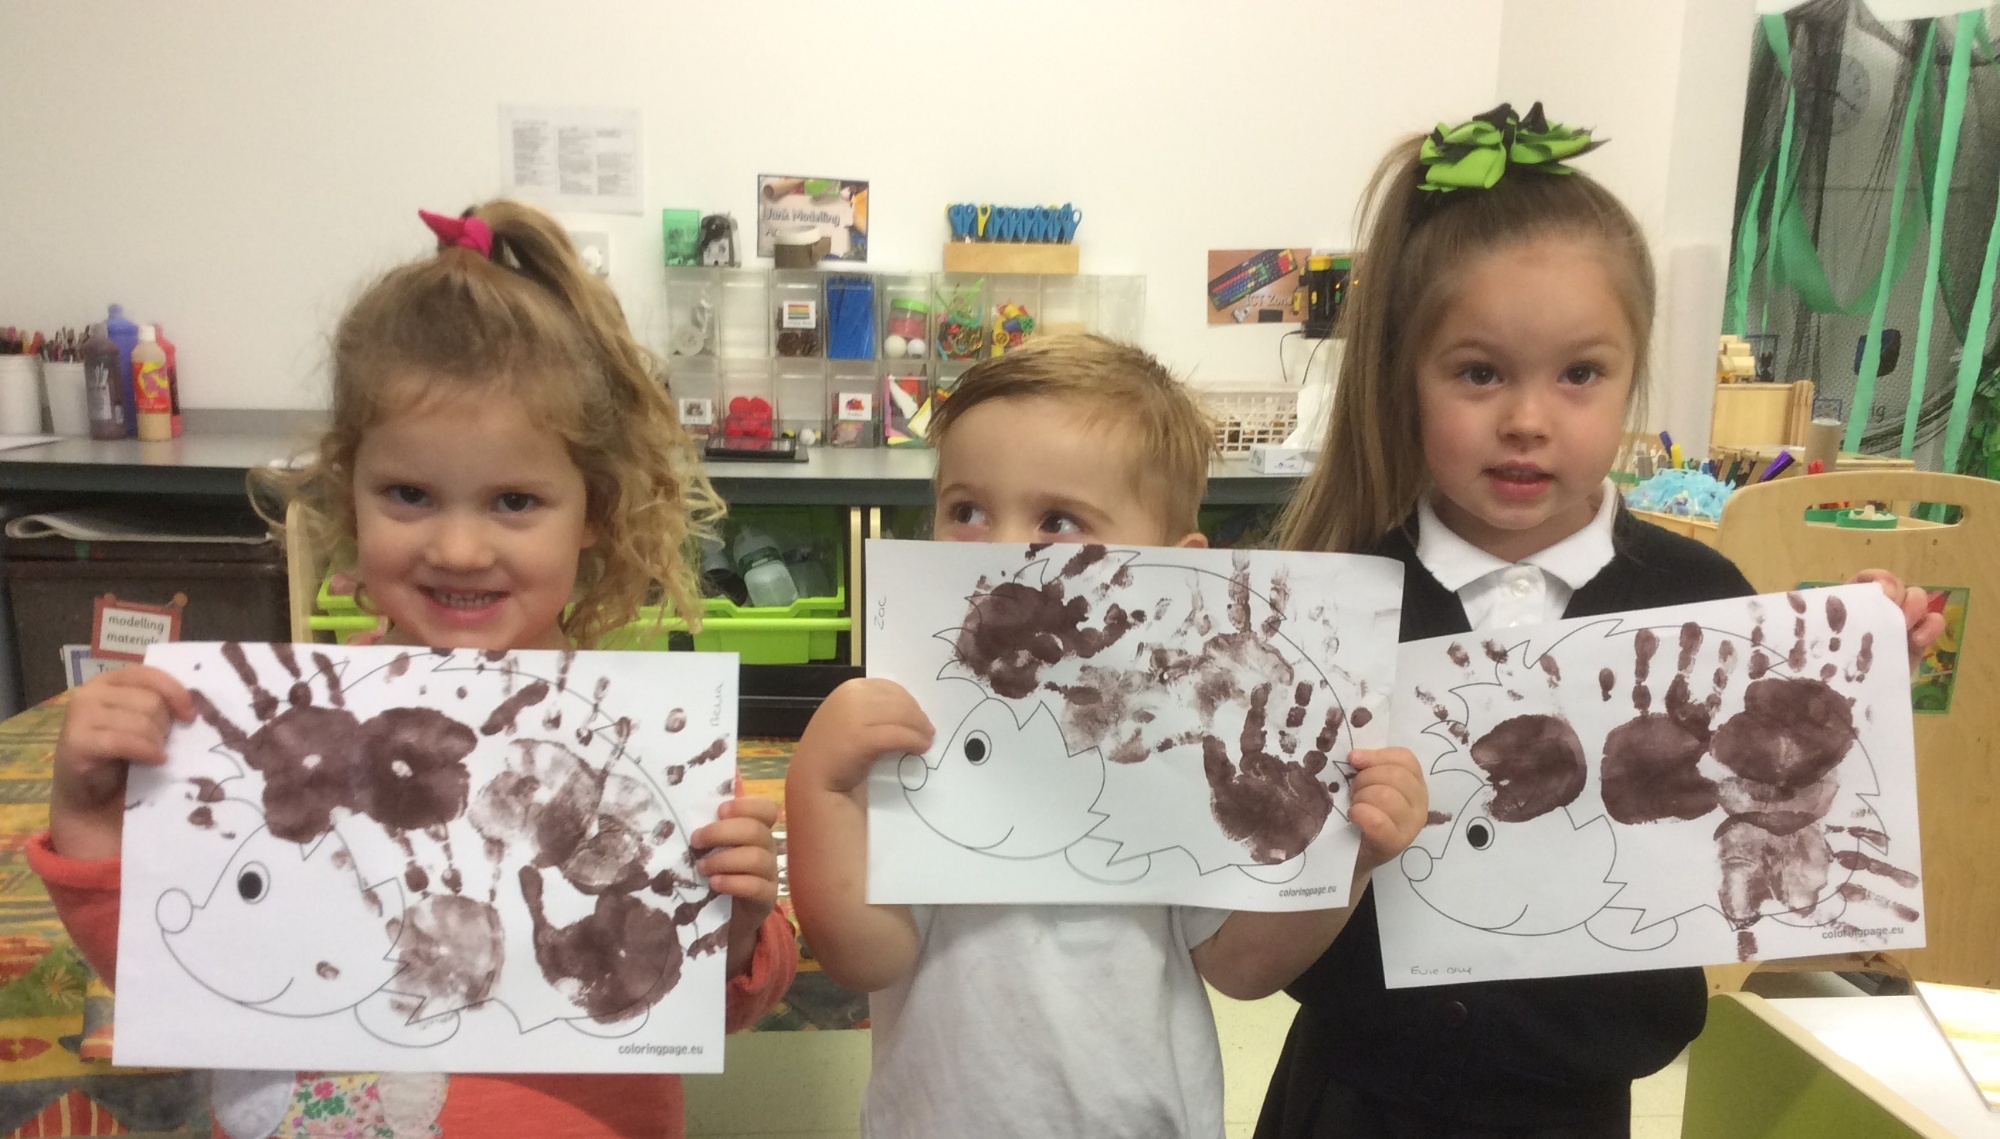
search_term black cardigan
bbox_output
[1258,509,1757,1134]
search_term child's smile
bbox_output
[351,382,595,652]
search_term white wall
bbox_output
[0,0,1505,411]
[1498,0,1757,451]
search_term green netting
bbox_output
[1726,1,2000,465]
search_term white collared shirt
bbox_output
[1414,481,1620,631]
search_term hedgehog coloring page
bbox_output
[1375,583,1923,988]
[115,643,738,1073]
[864,540,1404,911]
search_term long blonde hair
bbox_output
[1277,135,1653,554]
[256,200,721,647]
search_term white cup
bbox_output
[43,361,87,435]
[0,356,44,435]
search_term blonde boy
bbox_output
[786,335,1426,1139]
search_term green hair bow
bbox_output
[1418,102,1605,193]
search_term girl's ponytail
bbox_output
[466,200,724,645]
[1278,106,1650,556]
[1277,138,1433,555]
[265,199,722,651]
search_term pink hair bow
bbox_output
[419,209,493,257]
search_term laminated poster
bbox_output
[115,643,738,1072]
[864,540,1403,912]
[1376,584,1923,988]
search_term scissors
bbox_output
[1057,203,1083,242]
[946,203,977,240]
[977,203,992,240]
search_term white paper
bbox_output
[116,643,738,1073]
[499,105,643,215]
[1376,584,1923,988]
[864,540,1403,911]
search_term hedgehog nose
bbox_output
[157,888,195,934]
[898,754,930,791]
[1401,847,1435,882]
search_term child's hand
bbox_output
[783,679,928,992]
[50,666,194,862]
[792,678,934,795]
[691,795,780,978]
[1348,747,1427,872]
[1851,569,1945,671]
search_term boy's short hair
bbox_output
[928,333,1216,538]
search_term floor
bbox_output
[684,987,1697,1138]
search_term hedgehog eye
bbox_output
[964,731,992,765]
[1465,820,1494,851]
[237,863,270,903]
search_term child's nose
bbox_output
[425,515,497,570]
[1499,386,1553,439]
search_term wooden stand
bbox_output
[1711,379,1815,449]
[1708,444,1916,481]
[942,242,1080,275]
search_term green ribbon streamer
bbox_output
[1900,12,1976,459]
[1943,20,2000,471]
[1725,164,1765,336]
[1760,15,1799,333]
[1848,19,1939,454]
[1731,17,1930,336]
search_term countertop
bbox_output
[0,433,1300,507]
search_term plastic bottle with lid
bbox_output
[733,527,799,609]
[105,305,139,437]
[132,325,172,441]
[699,534,748,607]
[80,323,126,440]
[154,324,182,436]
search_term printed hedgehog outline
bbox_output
[900,544,1380,883]
[153,645,731,1047]
[1400,604,1916,958]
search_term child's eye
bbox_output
[1039,513,1084,536]
[386,484,429,507]
[948,502,987,527]
[494,492,538,514]
[1561,362,1606,385]
[1458,363,1501,386]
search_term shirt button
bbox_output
[1438,999,1469,1027]
[1421,1073,1450,1097]
[1510,576,1533,597]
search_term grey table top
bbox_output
[0,433,1299,507]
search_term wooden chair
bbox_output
[283,500,324,644]
[1710,470,1999,991]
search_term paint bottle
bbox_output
[733,528,799,609]
[105,305,139,436]
[80,323,127,440]
[132,325,172,441]
[154,324,182,437]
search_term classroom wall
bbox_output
[0,0,1507,412]
[1497,0,1757,452]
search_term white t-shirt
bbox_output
[862,903,1230,1139]
[1414,479,1620,629]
